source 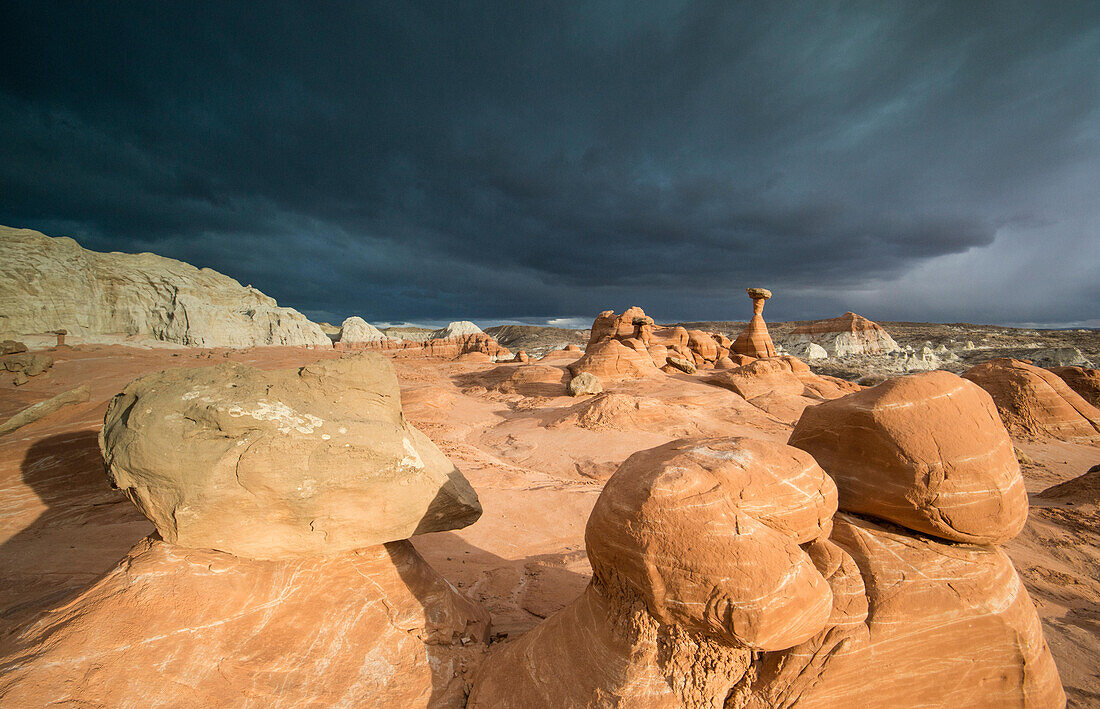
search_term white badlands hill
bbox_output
[0,226,330,348]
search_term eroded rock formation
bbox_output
[575,307,737,378]
[0,353,490,707]
[468,373,1064,708]
[731,287,778,358]
[963,358,1100,441]
[709,356,859,423]
[1050,365,1100,408]
[787,312,900,356]
[0,226,331,348]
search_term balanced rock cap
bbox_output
[746,287,772,300]
[100,352,482,560]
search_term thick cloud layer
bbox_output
[1,2,1098,326]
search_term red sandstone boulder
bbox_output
[1050,365,1100,408]
[455,350,492,362]
[499,364,569,397]
[790,371,1028,544]
[687,329,720,362]
[963,358,1100,440]
[467,429,1063,709]
[568,337,659,382]
[751,513,1064,708]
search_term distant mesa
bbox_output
[788,311,900,357]
[0,225,331,348]
[1,352,490,706]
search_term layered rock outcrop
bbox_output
[1,353,490,707]
[963,358,1100,441]
[0,226,331,348]
[787,312,900,356]
[731,287,778,358]
[468,374,1063,708]
[1050,365,1100,408]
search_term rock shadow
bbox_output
[0,430,150,630]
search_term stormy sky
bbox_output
[2,2,1098,327]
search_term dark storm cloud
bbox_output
[1,1,1098,324]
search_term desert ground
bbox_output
[1,327,1097,705]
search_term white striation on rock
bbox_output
[431,320,484,339]
[0,226,331,348]
[337,316,385,344]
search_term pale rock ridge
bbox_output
[0,226,331,348]
[337,315,385,344]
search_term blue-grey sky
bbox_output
[2,2,1098,327]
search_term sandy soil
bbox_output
[1,344,1097,704]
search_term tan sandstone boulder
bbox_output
[99,352,482,559]
[567,371,603,396]
[789,371,1028,544]
[963,358,1100,441]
